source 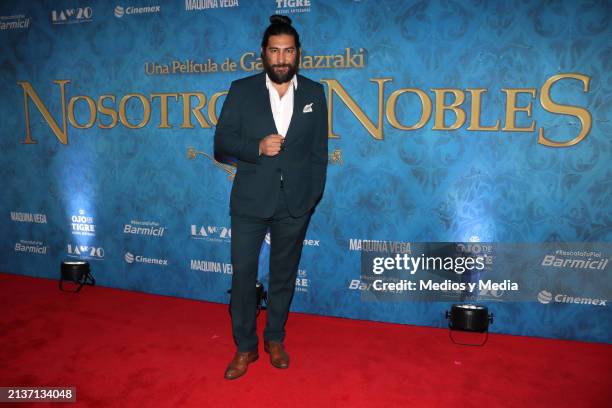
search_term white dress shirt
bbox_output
[266,74,297,137]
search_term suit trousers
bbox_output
[230,187,312,352]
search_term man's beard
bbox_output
[263,55,298,84]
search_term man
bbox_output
[214,15,328,380]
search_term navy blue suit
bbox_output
[214,72,328,351]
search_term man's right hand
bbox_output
[259,134,285,156]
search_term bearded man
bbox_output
[214,15,328,380]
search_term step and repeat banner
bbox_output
[1,0,610,343]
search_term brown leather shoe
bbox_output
[224,351,259,380]
[264,341,289,369]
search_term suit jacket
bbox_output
[214,72,328,218]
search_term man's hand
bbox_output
[259,134,285,156]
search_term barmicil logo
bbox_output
[15,240,48,255]
[0,15,30,30]
[124,220,166,237]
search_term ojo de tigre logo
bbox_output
[71,209,96,237]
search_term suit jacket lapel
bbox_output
[257,73,278,135]
[284,83,305,143]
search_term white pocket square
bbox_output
[303,103,313,113]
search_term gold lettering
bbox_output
[68,95,96,129]
[97,95,118,129]
[467,89,500,131]
[386,88,432,130]
[151,93,178,129]
[432,89,466,130]
[16,80,69,144]
[502,88,536,131]
[239,52,261,71]
[208,91,228,126]
[538,73,591,147]
[180,92,209,128]
[119,94,151,129]
[301,55,313,69]
[320,78,391,140]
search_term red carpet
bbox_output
[0,272,610,407]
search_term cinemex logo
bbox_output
[275,0,311,14]
[51,7,93,24]
[71,209,95,237]
[124,220,166,237]
[124,251,168,266]
[537,290,607,307]
[185,0,239,11]
[114,5,161,18]
[190,259,232,274]
[15,240,48,255]
[190,224,231,242]
[11,211,47,224]
[0,15,30,30]
[67,244,104,260]
[265,232,320,247]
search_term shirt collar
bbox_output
[265,73,298,91]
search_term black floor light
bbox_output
[59,261,95,293]
[445,304,494,346]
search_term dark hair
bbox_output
[261,15,301,49]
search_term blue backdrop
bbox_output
[1,0,610,343]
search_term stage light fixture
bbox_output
[445,304,494,346]
[59,261,96,293]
